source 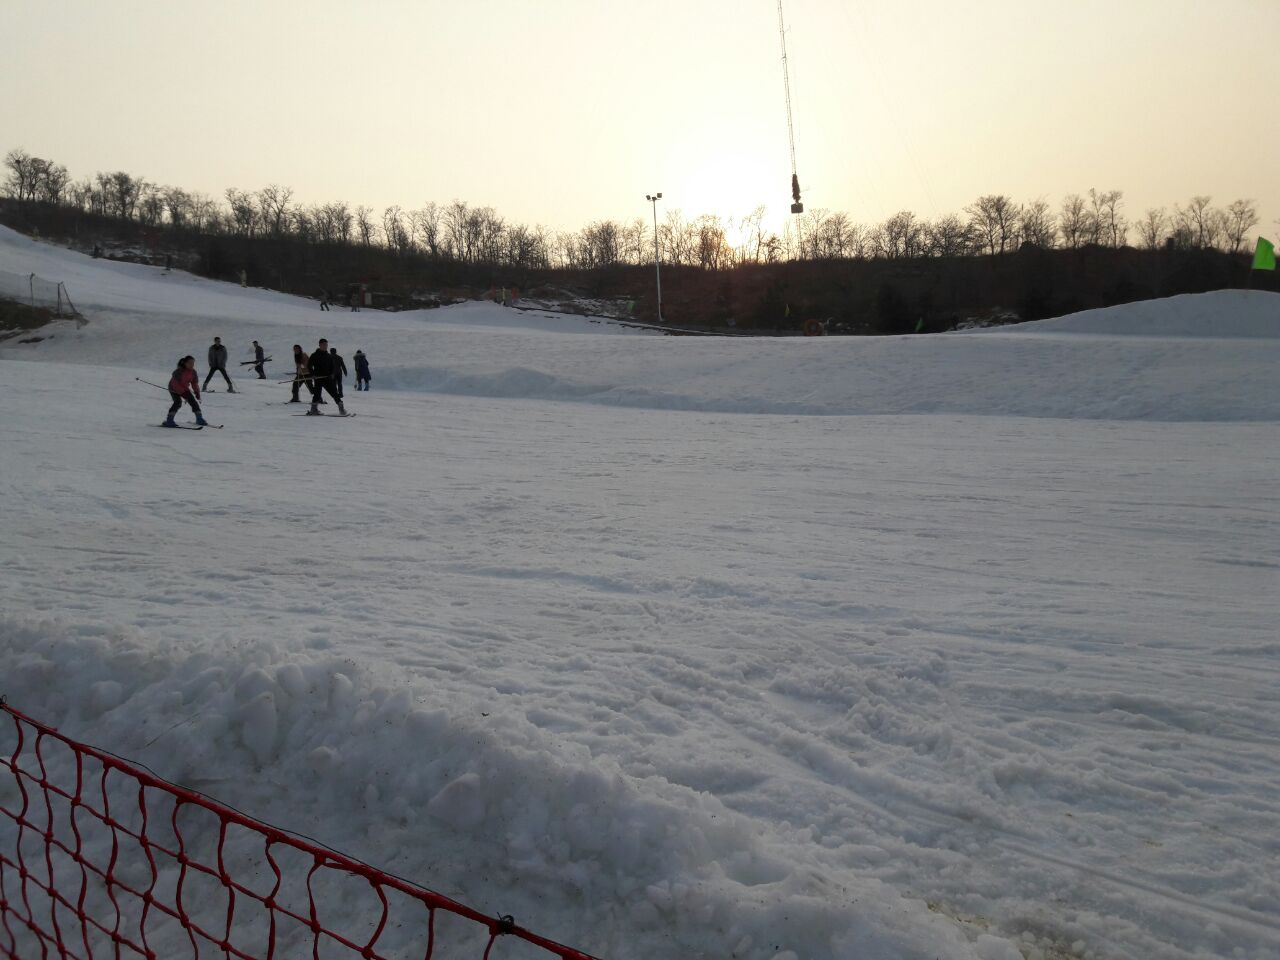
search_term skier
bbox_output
[307,338,346,415]
[164,356,208,427]
[252,340,266,379]
[353,349,371,391]
[290,344,311,403]
[203,336,235,392]
[329,346,348,400]
[320,289,330,311]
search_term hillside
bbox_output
[2,227,1278,960]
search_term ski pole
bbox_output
[239,357,272,365]
[136,377,171,391]
[276,374,331,385]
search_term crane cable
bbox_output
[777,0,802,212]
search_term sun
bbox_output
[679,151,787,229]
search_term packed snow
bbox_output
[1,225,1278,960]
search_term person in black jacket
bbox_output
[329,346,348,399]
[203,337,234,392]
[307,339,345,415]
[353,350,371,390]
[252,340,267,379]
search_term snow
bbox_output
[2,224,1278,960]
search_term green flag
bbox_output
[1253,237,1276,271]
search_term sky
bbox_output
[1,0,1276,239]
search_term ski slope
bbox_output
[2,225,1278,960]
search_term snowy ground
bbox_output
[2,226,1278,960]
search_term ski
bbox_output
[292,413,356,418]
[156,423,204,430]
[239,358,272,365]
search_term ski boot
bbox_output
[195,414,209,426]
[306,404,322,416]
[162,417,177,428]
[228,384,237,393]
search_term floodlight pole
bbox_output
[646,193,664,323]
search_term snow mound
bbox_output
[998,290,1280,338]
[2,616,988,960]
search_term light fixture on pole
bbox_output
[645,193,664,323]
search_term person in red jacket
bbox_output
[164,356,208,427]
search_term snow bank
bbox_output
[998,290,1280,338]
[1,616,986,960]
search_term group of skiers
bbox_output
[162,337,371,426]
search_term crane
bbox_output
[777,0,803,214]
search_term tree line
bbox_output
[3,147,1268,274]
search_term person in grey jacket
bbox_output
[203,336,235,392]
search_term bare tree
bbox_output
[414,202,441,258]
[382,205,414,256]
[68,178,95,213]
[162,187,191,228]
[1136,208,1166,250]
[225,188,259,235]
[189,193,219,232]
[3,148,37,200]
[581,219,622,267]
[355,205,376,246]
[660,209,694,266]
[1223,199,1259,253]
[292,207,315,244]
[620,217,648,265]
[966,195,1021,255]
[1174,196,1224,249]
[822,211,863,259]
[330,202,353,245]
[257,184,294,236]
[876,210,925,258]
[1058,194,1092,249]
[137,184,165,226]
[443,200,471,261]
[735,205,767,264]
[1018,198,1057,248]
[693,214,730,269]
[1088,189,1126,247]
[926,214,974,257]
[473,207,506,263]
[103,171,146,220]
[31,159,70,204]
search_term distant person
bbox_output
[329,346,348,399]
[348,291,359,312]
[239,268,247,287]
[320,289,331,311]
[203,336,235,392]
[164,254,173,273]
[164,356,207,428]
[252,340,267,379]
[353,350,371,391]
[307,338,345,415]
[290,343,310,403]
[92,244,102,259]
